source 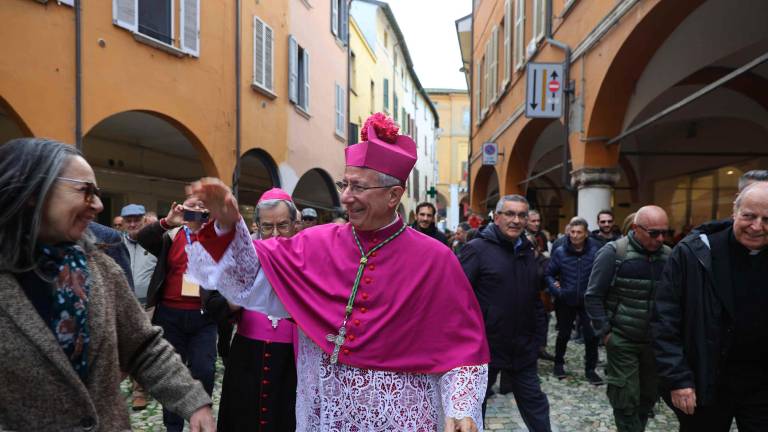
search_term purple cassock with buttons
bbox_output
[191,113,490,430]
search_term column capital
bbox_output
[570,167,620,189]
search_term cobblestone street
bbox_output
[125,322,738,431]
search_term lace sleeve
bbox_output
[440,364,488,428]
[185,218,289,316]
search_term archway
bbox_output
[292,168,341,222]
[83,110,214,225]
[471,165,499,216]
[238,148,281,227]
[0,96,32,144]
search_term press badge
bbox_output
[181,274,200,297]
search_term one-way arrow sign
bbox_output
[525,63,564,119]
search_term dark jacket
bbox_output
[411,222,448,245]
[460,223,546,370]
[590,229,620,247]
[88,222,133,290]
[545,237,599,307]
[136,221,179,309]
[651,222,736,406]
[585,232,670,341]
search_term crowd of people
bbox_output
[0,112,766,432]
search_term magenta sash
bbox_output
[237,309,295,343]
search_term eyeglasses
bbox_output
[57,177,102,204]
[636,224,671,238]
[496,210,529,220]
[736,210,768,228]
[334,181,399,195]
[259,222,293,235]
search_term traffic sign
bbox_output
[525,62,565,119]
[482,142,498,165]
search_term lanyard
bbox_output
[325,223,407,364]
[183,226,192,244]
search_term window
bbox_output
[370,80,375,113]
[138,0,172,44]
[532,0,546,43]
[330,0,348,43]
[383,78,389,111]
[503,0,511,84]
[474,60,481,122]
[289,35,310,112]
[413,168,421,200]
[348,123,359,145]
[113,0,200,56]
[482,45,489,111]
[350,51,357,93]
[394,95,399,121]
[490,26,498,101]
[384,31,388,49]
[335,83,345,137]
[514,0,525,70]
[253,16,274,93]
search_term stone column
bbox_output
[571,167,620,231]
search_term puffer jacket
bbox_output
[545,237,599,307]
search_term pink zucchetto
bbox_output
[258,188,293,204]
[344,113,417,183]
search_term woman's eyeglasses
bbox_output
[57,177,102,204]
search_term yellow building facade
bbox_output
[0,0,347,225]
[465,0,768,235]
[427,89,470,230]
[349,0,440,220]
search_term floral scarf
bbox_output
[38,243,91,381]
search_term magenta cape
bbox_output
[253,217,489,374]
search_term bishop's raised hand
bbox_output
[187,177,240,230]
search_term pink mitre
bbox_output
[258,187,293,204]
[344,113,417,183]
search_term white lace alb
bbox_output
[185,218,489,430]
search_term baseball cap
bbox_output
[301,208,318,219]
[121,204,146,217]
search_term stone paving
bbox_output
[126,322,739,431]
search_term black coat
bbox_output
[651,222,736,407]
[460,224,546,370]
[88,222,134,290]
[410,222,448,245]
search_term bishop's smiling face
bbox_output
[340,167,404,231]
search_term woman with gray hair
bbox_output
[0,138,215,431]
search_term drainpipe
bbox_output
[74,0,82,150]
[546,0,572,191]
[346,0,352,145]
[233,0,242,199]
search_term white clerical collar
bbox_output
[374,214,400,232]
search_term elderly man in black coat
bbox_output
[460,195,551,432]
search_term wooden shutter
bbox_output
[112,0,137,31]
[475,61,481,121]
[264,24,273,91]
[491,26,498,100]
[340,0,348,43]
[180,0,200,56]
[289,36,298,103]
[514,0,525,70]
[383,78,389,110]
[254,17,265,87]
[331,0,339,37]
[335,83,345,136]
[302,49,310,110]
[503,0,511,84]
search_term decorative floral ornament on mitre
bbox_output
[360,112,399,144]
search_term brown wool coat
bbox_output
[0,251,211,432]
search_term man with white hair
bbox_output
[186,113,489,431]
[652,182,768,431]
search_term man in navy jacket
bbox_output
[545,217,603,385]
[461,195,551,431]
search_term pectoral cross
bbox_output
[325,325,347,364]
